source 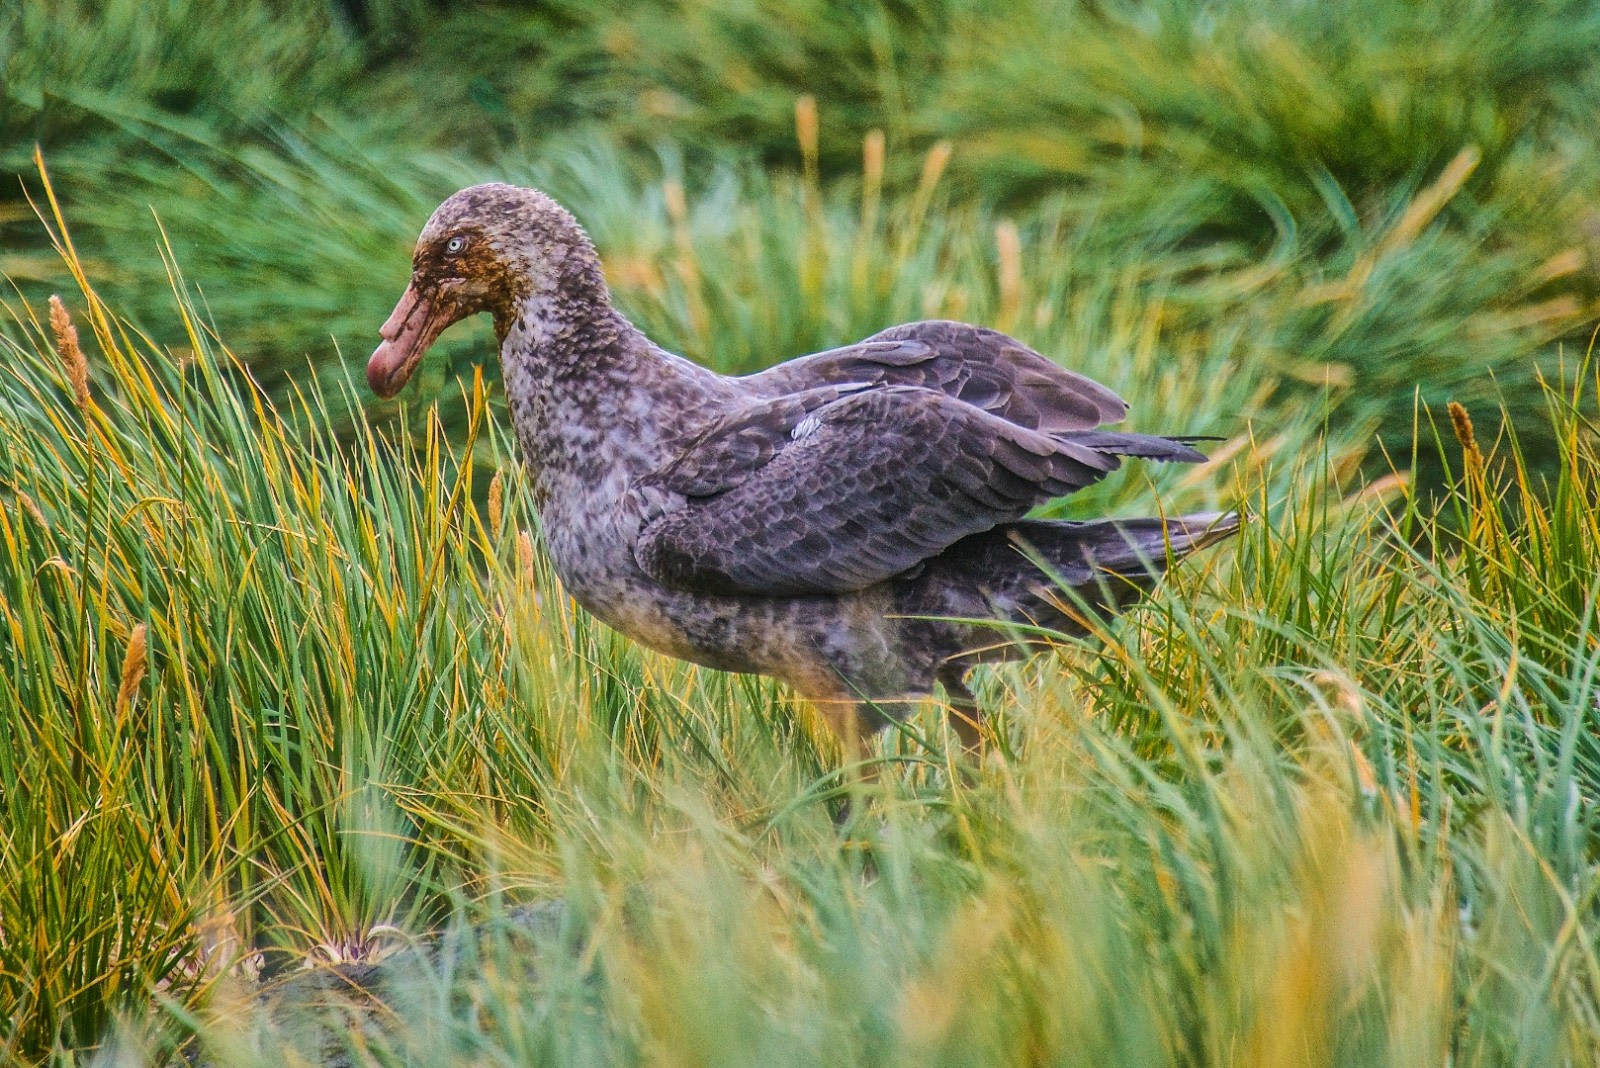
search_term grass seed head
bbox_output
[488,469,505,532]
[48,294,91,410]
[863,129,885,201]
[795,94,819,176]
[1448,401,1482,473]
[518,528,536,583]
[16,490,47,529]
[115,622,148,721]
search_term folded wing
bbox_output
[634,384,1201,596]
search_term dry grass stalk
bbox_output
[995,220,1023,332]
[662,180,710,345]
[861,129,885,222]
[795,94,820,185]
[1392,146,1481,247]
[795,95,827,310]
[919,141,953,198]
[1319,146,1483,322]
[853,130,887,293]
[899,140,953,266]
[48,295,91,410]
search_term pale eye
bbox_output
[446,236,466,254]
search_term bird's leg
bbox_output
[807,696,879,770]
[937,665,984,750]
[799,695,883,830]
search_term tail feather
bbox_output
[1047,510,1241,574]
[995,511,1238,588]
[1060,431,1217,464]
[898,511,1240,667]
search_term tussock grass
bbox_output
[1,178,1598,1063]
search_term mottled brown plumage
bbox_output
[370,183,1237,748]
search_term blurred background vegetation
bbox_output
[6,0,1600,459]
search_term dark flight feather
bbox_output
[634,381,1202,597]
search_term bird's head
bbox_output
[367,182,598,398]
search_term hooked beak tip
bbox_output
[366,343,403,398]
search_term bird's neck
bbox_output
[496,269,725,507]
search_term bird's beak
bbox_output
[367,283,459,398]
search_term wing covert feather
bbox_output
[634,386,1123,596]
[741,320,1128,433]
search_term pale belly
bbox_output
[538,509,907,700]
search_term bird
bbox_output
[368,183,1237,752]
